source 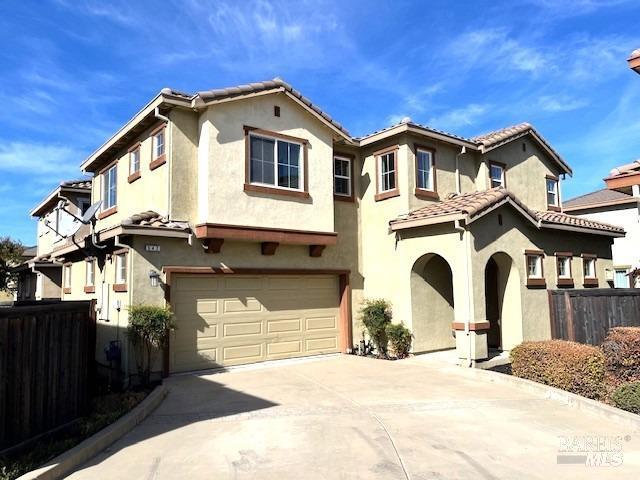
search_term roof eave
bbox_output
[539,222,625,238]
[359,124,478,150]
[563,198,639,212]
[390,213,465,231]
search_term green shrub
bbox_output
[386,322,412,359]
[359,299,392,357]
[511,340,605,400]
[611,382,640,414]
[601,327,640,386]
[127,305,175,384]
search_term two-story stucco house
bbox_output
[564,161,640,287]
[38,78,622,376]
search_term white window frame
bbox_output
[583,257,596,279]
[85,260,95,287]
[489,163,505,188]
[416,148,434,191]
[557,256,571,279]
[153,130,165,159]
[614,268,630,288]
[64,264,72,289]
[115,253,127,285]
[546,178,559,207]
[129,147,140,174]
[249,133,304,192]
[379,151,397,193]
[333,155,352,197]
[526,254,543,279]
[102,164,117,210]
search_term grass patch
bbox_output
[0,389,150,480]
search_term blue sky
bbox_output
[1,0,639,245]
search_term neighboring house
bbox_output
[35,78,621,376]
[14,180,92,301]
[629,48,640,75]
[565,162,640,288]
[11,246,37,301]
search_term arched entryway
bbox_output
[411,253,455,353]
[484,252,523,351]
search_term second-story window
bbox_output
[63,264,72,292]
[102,164,117,210]
[153,129,165,159]
[379,151,396,192]
[546,177,559,207]
[85,259,95,287]
[334,156,351,197]
[129,147,140,174]
[250,134,302,190]
[489,162,505,188]
[115,252,127,284]
[416,148,434,191]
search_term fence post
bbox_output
[564,291,576,342]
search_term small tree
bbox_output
[386,322,413,359]
[127,305,175,385]
[0,237,24,293]
[359,299,392,357]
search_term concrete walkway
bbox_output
[68,355,640,479]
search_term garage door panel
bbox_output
[171,274,341,372]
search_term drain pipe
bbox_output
[154,107,172,220]
[114,235,131,388]
[454,219,474,367]
[455,146,466,194]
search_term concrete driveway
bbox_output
[69,355,640,479]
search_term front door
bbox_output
[485,258,502,349]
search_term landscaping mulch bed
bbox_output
[0,387,153,480]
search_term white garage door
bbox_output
[171,274,341,373]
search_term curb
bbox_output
[463,367,640,431]
[18,385,168,480]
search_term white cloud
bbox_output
[428,104,490,130]
[0,142,83,180]
[537,94,588,112]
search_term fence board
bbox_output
[549,289,640,345]
[0,301,95,450]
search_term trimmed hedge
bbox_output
[611,382,640,414]
[510,340,605,400]
[359,299,392,357]
[601,327,640,386]
[386,322,412,359]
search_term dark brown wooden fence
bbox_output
[0,301,96,450]
[548,289,640,345]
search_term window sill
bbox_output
[63,288,71,294]
[583,278,599,287]
[128,171,141,183]
[547,205,561,212]
[150,154,167,171]
[334,193,355,202]
[375,189,400,202]
[113,284,128,292]
[244,183,310,199]
[557,278,574,287]
[414,188,438,200]
[84,286,95,294]
[526,278,546,288]
[97,206,117,220]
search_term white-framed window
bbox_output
[614,269,630,288]
[527,254,543,279]
[153,129,165,159]
[115,253,127,284]
[546,178,559,207]
[557,256,571,279]
[85,260,95,287]
[334,156,351,197]
[379,151,397,192]
[64,264,72,289]
[583,257,596,279]
[249,134,302,190]
[102,164,117,210]
[489,162,505,188]
[416,148,434,191]
[129,147,140,174]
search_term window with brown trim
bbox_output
[546,176,560,210]
[150,124,167,170]
[489,161,506,188]
[63,263,72,294]
[128,143,141,182]
[244,126,309,198]
[582,254,598,287]
[415,145,437,199]
[525,250,545,287]
[555,253,573,287]
[85,259,95,293]
[102,163,117,210]
[374,146,399,201]
[113,251,128,291]
[333,153,354,201]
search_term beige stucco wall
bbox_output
[481,137,564,211]
[196,93,337,232]
[91,123,170,232]
[169,108,199,222]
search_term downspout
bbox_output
[114,234,131,388]
[454,219,473,367]
[455,146,466,194]
[155,107,172,220]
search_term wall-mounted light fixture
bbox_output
[149,269,161,287]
